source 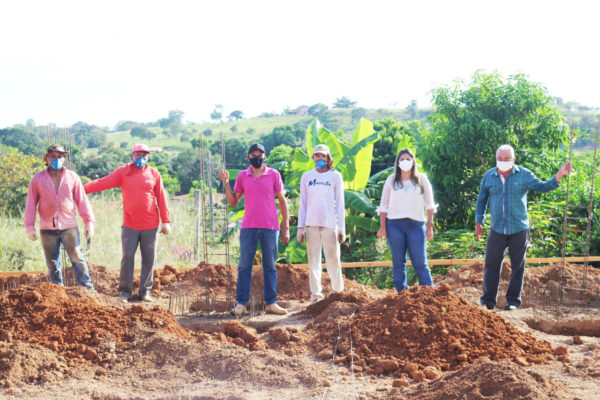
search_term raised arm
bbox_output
[219,170,242,207]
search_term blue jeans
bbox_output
[481,229,529,308]
[386,218,433,292]
[237,228,279,306]
[40,227,94,289]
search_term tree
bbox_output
[168,110,184,125]
[371,118,418,175]
[406,100,418,119]
[77,145,129,180]
[173,149,200,194]
[0,146,42,215]
[228,110,244,120]
[421,71,569,228]
[0,127,45,155]
[131,126,149,138]
[333,96,357,109]
[308,103,329,117]
[209,138,246,168]
[260,125,305,154]
[210,105,224,122]
[114,121,137,131]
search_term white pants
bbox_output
[306,226,344,297]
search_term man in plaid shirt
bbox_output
[475,144,571,310]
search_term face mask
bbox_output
[315,158,327,170]
[134,157,147,168]
[50,158,64,171]
[398,159,413,172]
[496,161,513,172]
[249,156,264,168]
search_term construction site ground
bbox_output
[1,261,599,400]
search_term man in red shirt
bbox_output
[24,144,95,289]
[84,144,171,303]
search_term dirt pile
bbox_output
[305,285,555,379]
[0,282,192,367]
[437,262,600,308]
[401,360,570,400]
[150,262,361,302]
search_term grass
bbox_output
[0,196,239,273]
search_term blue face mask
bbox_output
[134,157,147,168]
[315,158,327,170]
[50,158,64,171]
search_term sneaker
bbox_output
[118,294,129,303]
[311,293,325,303]
[504,304,518,311]
[232,303,247,316]
[139,293,153,302]
[265,303,287,315]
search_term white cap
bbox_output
[312,144,330,156]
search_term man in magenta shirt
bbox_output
[84,144,171,303]
[24,145,95,289]
[219,143,290,315]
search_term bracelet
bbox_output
[427,221,434,226]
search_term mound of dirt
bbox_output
[0,282,192,367]
[402,360,570,400]
[306,285,555,378]
[437,262,600,308]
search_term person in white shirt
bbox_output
[297,144,346,302]
[376,148,436,292]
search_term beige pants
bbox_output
[306,226,344,298]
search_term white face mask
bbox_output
[398,159,413,172]
[496,161,513,172]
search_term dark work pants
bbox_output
[480,229,529,308]
[120,226,158,298]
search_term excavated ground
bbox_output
[0,262,599,399]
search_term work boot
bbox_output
[265,303,287,315]
[232,303,247,316]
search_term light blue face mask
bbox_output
[315,158,327,170]
[50,158,64,171]
[134,157,147,168]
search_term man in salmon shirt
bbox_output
[220,143,290,316]
[24,144,95,289]
[84,143,171,303]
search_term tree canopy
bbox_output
[333,96,357,109]
[421,71,569,228]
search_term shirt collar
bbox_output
[243,165,270,176]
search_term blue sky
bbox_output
[1,0,598,128]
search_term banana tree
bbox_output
[282,118,382,263]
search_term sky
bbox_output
[1,0,598,129]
